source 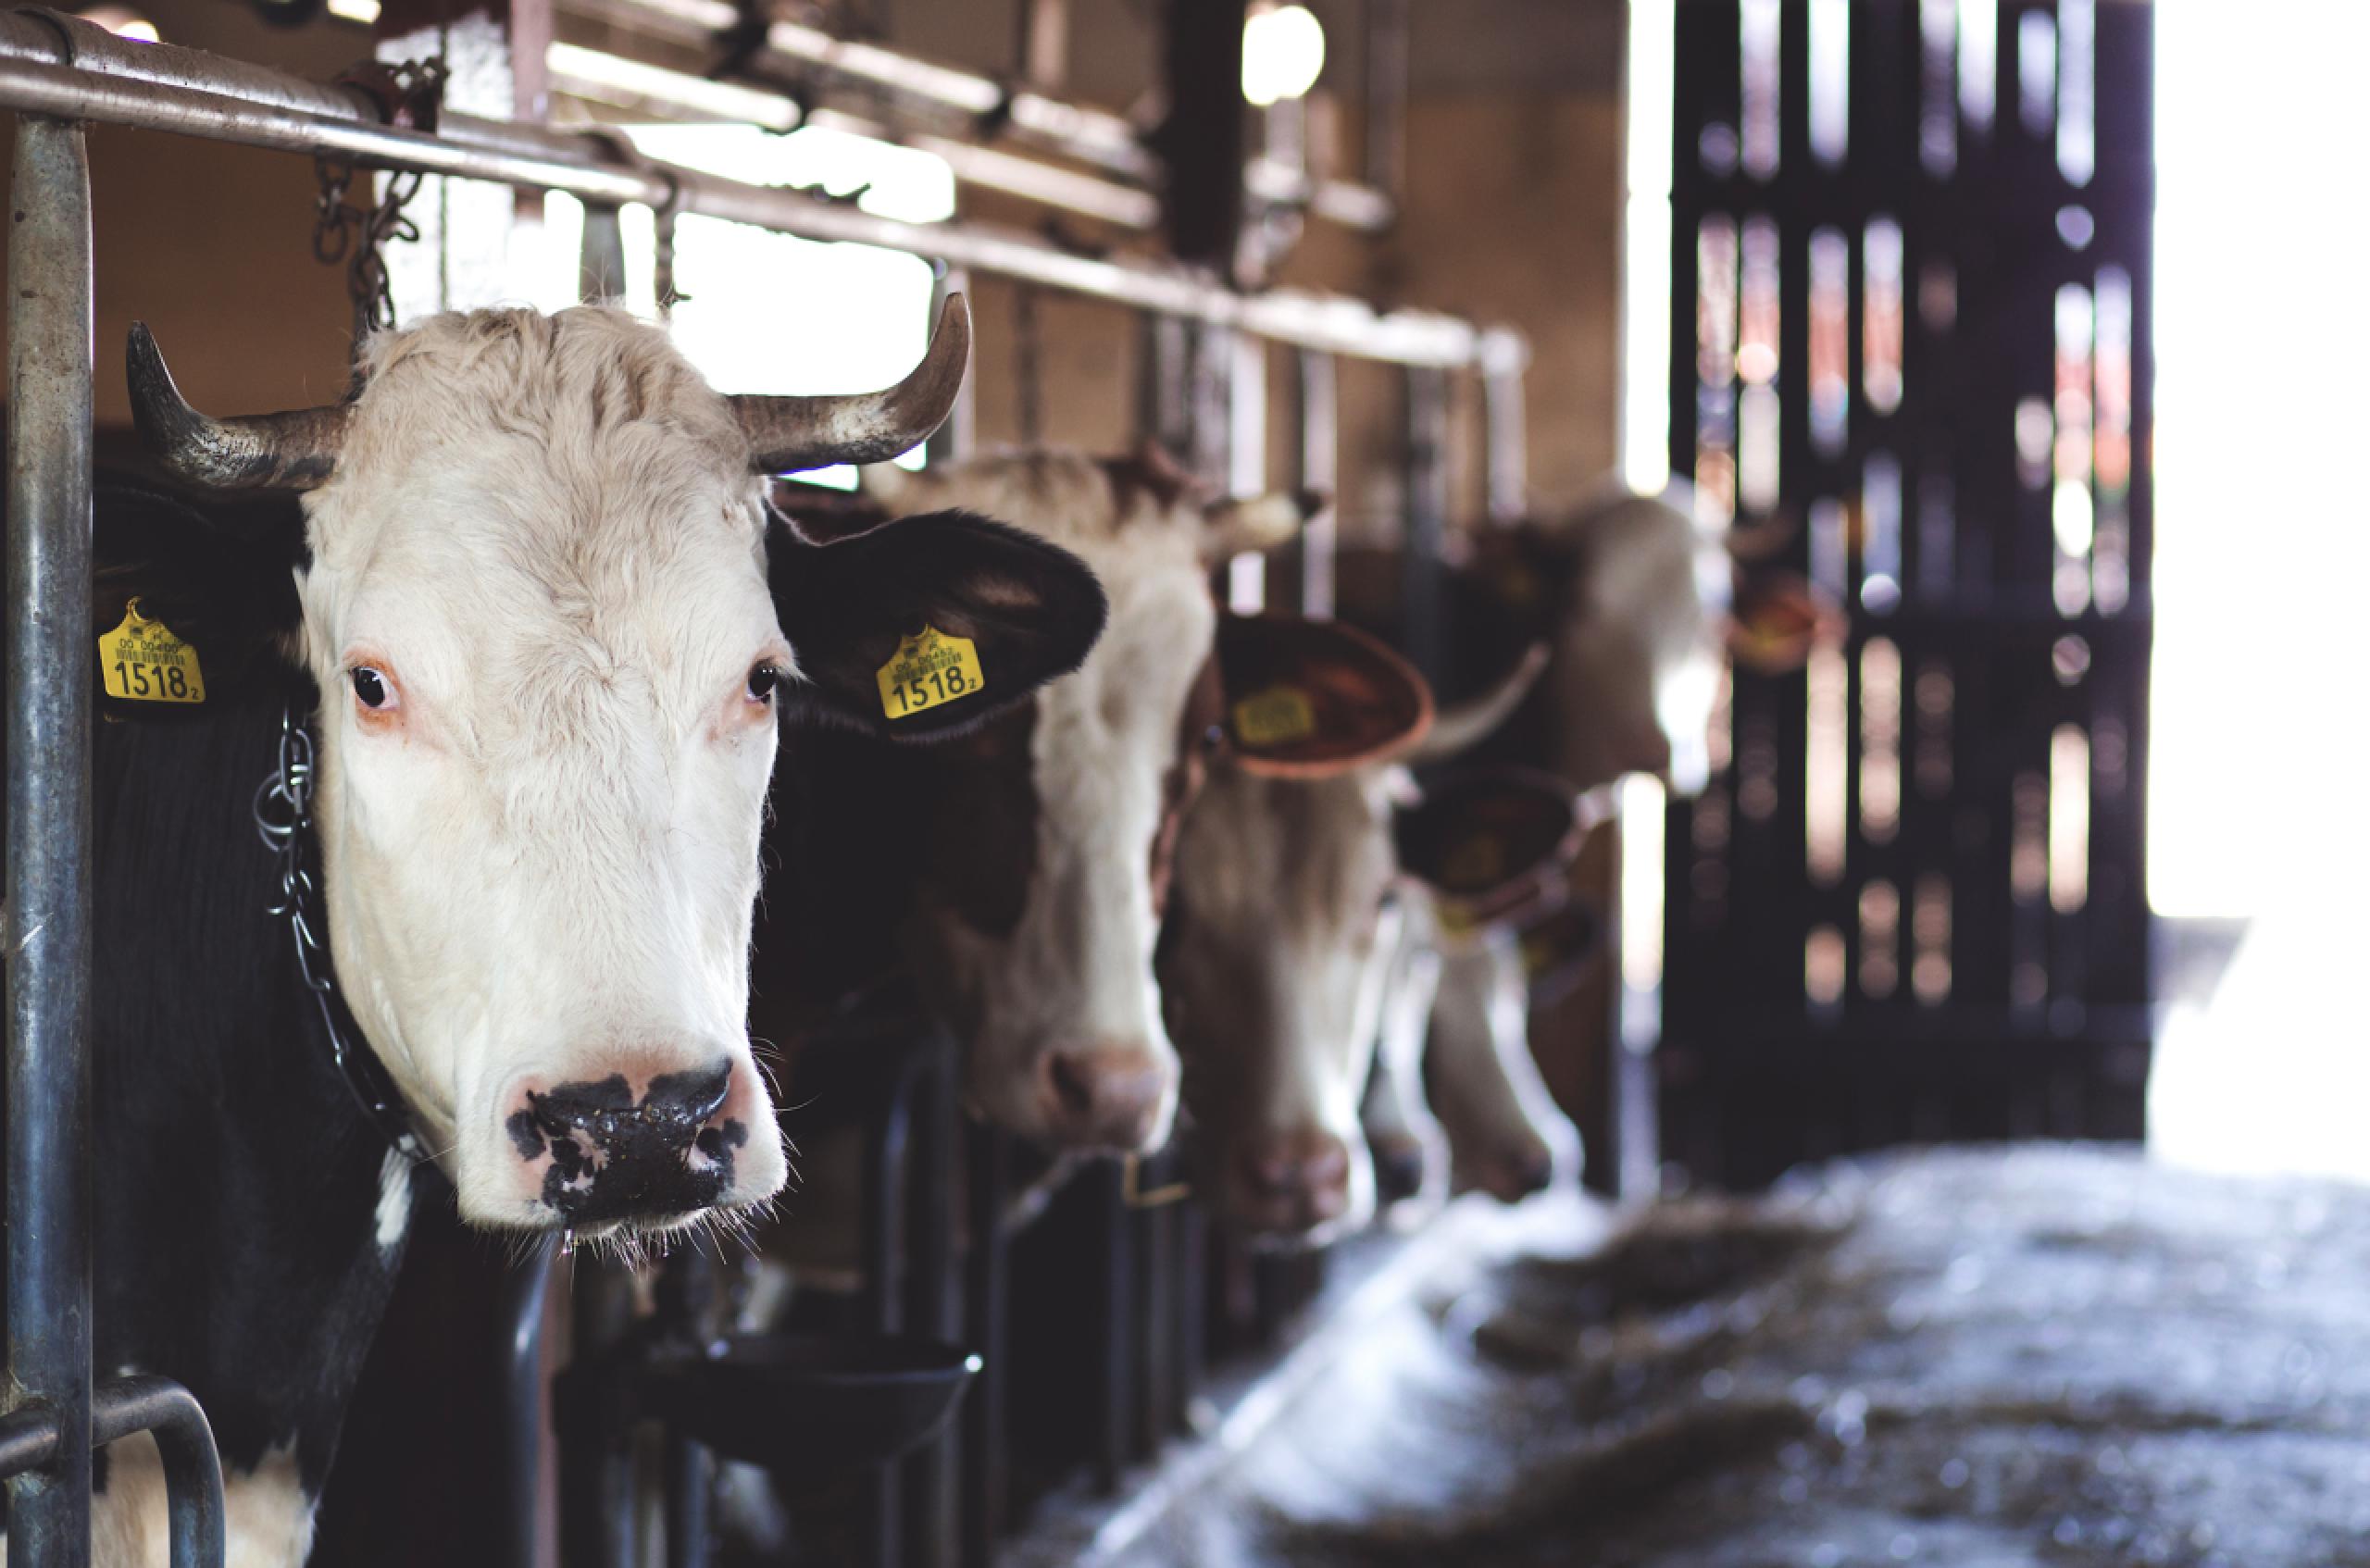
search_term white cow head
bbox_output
[121,298,1102,1235]
[1466,481,1831,797]
[1161,622,1572,1244]
[856,448,1319,1151]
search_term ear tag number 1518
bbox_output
[98,597,206,704]
[877,626,985,721]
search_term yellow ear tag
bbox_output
[877,625,985,721]
[98,597,205,704]
[1441,832,1508,891]
[1230,685,1316,748]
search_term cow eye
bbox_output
[746,662,783,703]
[350,666,391,710]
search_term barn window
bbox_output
[522,125,954,491]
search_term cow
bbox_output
[1458,478,1827,796]
[1,295,1109,1567]
[752,446,1322,1155]
[1159,631,1575,1243]
[1342,480,1827,1208]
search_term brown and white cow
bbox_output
[1353,480,1826,1206]
[1160,633,1576,1242]
[1463,478,1829,795]
[752,447,1323,1153]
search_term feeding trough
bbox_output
[638,1333,980,1473]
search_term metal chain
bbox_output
[254,707,430,1163]
[313,56,449,351]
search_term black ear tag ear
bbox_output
[1396,767,1585,924]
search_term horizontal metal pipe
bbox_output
[574,0,1156,181]
[553,0,1392,231]
[0,16,1525,370]
[546,42,1162,229]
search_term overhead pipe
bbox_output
[0,15,1517,370]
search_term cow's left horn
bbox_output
[127,323,351,492]
[734,292,971,475]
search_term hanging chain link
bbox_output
[314,56,450,350]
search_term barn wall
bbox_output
[0,0,359,429]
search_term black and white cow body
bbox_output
[74,655,406,1563]
[2,296,1109,1566]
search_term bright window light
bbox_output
[1622,0,1676,492]
[74,5,157,38]
[516,125,954,490]
[2148,2,2370,1185]
[1241,4,1326,108]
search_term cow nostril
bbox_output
[643,1061,734,1131]
[1046,1052,1099,1118]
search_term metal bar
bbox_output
[661,1434,711,1568]
[1401,365,1451,686]
[547,43,1162,230]
[1297,349,1338,617]
[0,15,1520,371]
[902,1037,958,1568]
[567,0,1153,180]
[1482,340,1532,524]
[557,0,1394,231]
[1365,0,1409,204]
[499,1246,558,1568]
[1,1378,227,1568]
[5,108,96,1568]
[1091,1164,1133,1496]
[1224,330,1266,612]
[861,1077,913,1568]
[958,1126,1010,1568]
[578,201,627,301]
[1015,0,1068,92]
[1168,1202,1204,1436]
[90,1377,227,1568]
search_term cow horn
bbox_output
[1405,642,1549,765]
[127,323,351,492]
[734,292,971,475]
[1202,489,1328,563]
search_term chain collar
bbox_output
[254,706,430,1164]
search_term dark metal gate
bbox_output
[1658,0,2155,1189]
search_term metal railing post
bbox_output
[5,107,97,1568]
[1402,365,1451,687]
[1297,348,1338,617]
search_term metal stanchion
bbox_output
[5,108,97,1568]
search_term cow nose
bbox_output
[1039,1048,1171,1151]
[1472,1144,1558,1204]
[1369,1135,1431,1205]
[507,1059,752,1223]
[1230,1131,1353,1235]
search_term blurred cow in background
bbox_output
[1161,636,1578,1243]
[754,447,1324,1155]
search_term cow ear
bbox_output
[770,507,1108,742]
[1727,567,1839,675]
[91,478,306,715]
[1215,612,1433,778]
[1394,767,1585,924]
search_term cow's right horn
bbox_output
[735,292,971,475]
[128,323,351,492]
[1405,642,1549,765]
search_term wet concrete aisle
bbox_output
[1084,1149,2370,1568]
